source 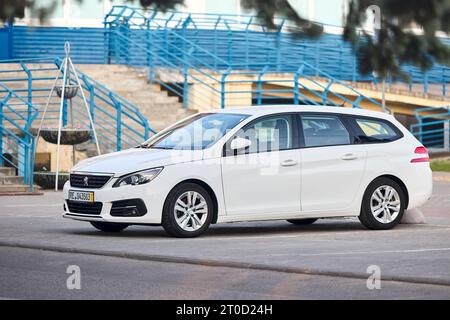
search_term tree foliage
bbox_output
[1,0,450,80]
[344,0,450,80]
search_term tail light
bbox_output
[411,146,429,163]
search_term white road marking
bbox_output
[0,204,60,208]
[262,247,450,257]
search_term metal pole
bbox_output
[368,5,386,110]
[444,121,450,151]
[55,57,68,191]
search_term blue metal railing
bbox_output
[0,82,38,190]
[105,5,386,113]
[410,106,450,149]
[0,57,155,190]
[104,5,450,98]
[4,6,450,97]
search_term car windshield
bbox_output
[140,113,249,150]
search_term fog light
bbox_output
[124,207,139,216]
[110,199,147,217]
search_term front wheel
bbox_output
[161,183,213,238]
[359,177,406,230]
[90,221,129,232]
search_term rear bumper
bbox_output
[406,165,433,209]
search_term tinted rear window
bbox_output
[351,117,402,143]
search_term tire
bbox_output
[359,177,406,230]
[286,218,318,225]
[161,183,214,238]
[90,221,129,232]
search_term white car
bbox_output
[63,105,433,237]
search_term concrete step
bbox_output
[0,184,31,193]
[0,167,16,176]
[0,176,24,185]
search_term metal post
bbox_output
[62,99,68,127]
[368,4,386,110]
[182,19,189,110]
[442,68,446,97]
[220,68,231,109]
[257,66,268,105]
[55,57,68,191]
[29,136,35,191]
[116,100,122,151]
[294,65,304,105]
[444,120,450,151]
[20,63,32,109]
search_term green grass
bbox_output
[430,160,450,172]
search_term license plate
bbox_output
[68,190,94,203]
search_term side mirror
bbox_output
[230,137,252,151]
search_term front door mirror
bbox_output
[230,137,252,151]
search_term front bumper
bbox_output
[62,178,167,224]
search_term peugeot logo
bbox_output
[83,176,89,187]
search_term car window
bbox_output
[141,113,249,150]
[231,114,294,154]
[301,115,351,147]
[354,118,400,142]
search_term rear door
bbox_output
[299,113,367,212]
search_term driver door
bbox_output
[221,114,301,216]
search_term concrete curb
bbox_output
[0,192,44,196]
[433,172,450,182]
[0,241,449,288]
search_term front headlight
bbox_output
[113,167,163,188]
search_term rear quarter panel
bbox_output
[357,134,432,212]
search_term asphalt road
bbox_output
[0,181,449,299]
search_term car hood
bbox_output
[71,147,203,176]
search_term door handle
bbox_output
[341,153,358,160]
[281,159,298,167]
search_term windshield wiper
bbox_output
[149,146,174,150]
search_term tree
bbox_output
[344,0,450,80]
[1,0,450,80]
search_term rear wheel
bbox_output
[286,218,318,225]
[161,183,213,238]
[90,221,129,232]
[359,177,405,230]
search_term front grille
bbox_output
[110,199,147,217]
[70,174,111,189]
[67,200,103,215]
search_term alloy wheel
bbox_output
[370,185,401,224]
[174,191,208,231]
